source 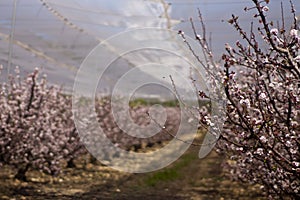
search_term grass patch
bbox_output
[144,153,197,187]
[75,96,211,111]
[129,98,180,107]
[129,98,211,108]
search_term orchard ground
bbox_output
[0,147,266,200]
[0,98,266,199]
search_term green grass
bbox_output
[74,95,211,111]
[129,97,211,108]
[144,153,197,187]
[129,98,180,107]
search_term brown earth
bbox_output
[0,147,266,200]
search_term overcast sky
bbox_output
[0,0,299,89]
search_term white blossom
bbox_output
[270,28,278,35]
[290,29,298,37]
[255,148,264,156]
[259,135,268,143]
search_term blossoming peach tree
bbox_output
[0,67,84,181]
[184,0,299,198]
[0,66,181,181]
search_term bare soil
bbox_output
[0,148,266,200]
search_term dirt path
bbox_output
[0,148,266,200]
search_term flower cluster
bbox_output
[0,67,183,180]
[0,67,84,180]
[95,99,181,151]
[218,0,300,198]
[184,0,299,198]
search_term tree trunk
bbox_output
[66,158,76,168]
[90,155,98,165]
[14,164,29,181]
